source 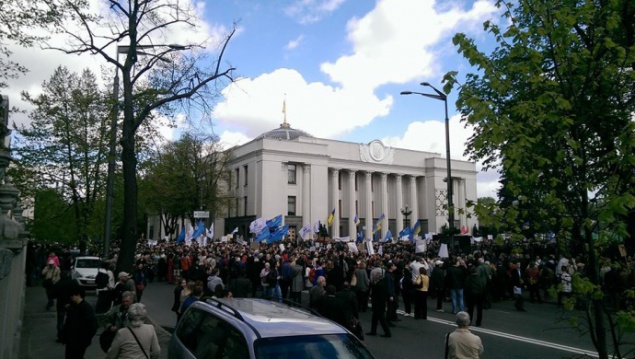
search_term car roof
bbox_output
[75,256,101,260]
[192,298,348,339]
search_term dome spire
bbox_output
[281,95,290,128]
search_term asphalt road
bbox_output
[141,281,602,359]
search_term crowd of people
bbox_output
[26,232,631,359]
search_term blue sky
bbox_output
[6,0,504,198]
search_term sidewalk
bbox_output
[19,283,172,359]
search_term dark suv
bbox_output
[168,298,375,358]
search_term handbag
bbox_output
[99,329,117,353]
[128,327,149,359]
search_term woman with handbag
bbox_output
[106,303,160,359]
[413,267,430,320]
[133,262,148,302]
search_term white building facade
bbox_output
[219,122,478,242]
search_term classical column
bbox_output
[395,174,404,233]
[303,164,311,238]
[348,170,356,239]
[330,168,340,238]
[409,175,419,230]
[380,173,388,239]
[365,171,373,241]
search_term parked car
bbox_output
[71,256,102,288]
[169,297,375,359]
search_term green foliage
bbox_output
[11,66,109,246]
[447,1,635,357]
[139,133,232,239]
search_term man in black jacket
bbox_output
[366,267,391,338]
[52,270,75,342]
[62,285,98,359]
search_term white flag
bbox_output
[232,227,239,234]
[299,224,312,240]
[249,217,267,234]
[347,242,359,254]
[415,238,426,253]
[366,241,375,255]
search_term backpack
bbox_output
[267,269,278,286]
[96,271,109,289]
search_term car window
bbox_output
[254,334,373,359]
[177,308,249,359]
[75,259,102,268]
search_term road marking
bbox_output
[395,309,599,358]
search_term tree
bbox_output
[446,1,635,358]
[10,66,109,251]
[140,133,232,239]
[47,0,237,272]
[0,0,85,88]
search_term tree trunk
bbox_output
[116,73,138,274]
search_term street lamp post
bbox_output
[103,44,186,259]
[401,82,454,231]
[400,205,412,229]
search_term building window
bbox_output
[235,168,239,189]
[338,199,342,219]
[372,201,375,216]
[338,172,341,190]
[288,196,296,216]
[355,200,358,215]
[235,198,240,217]
[371,176,374,192]
[243,196,248,217]
[288,164,296,184]
[355,173,358,191]
[243,165,248,186]
[289,226,297,242]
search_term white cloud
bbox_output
[286,35,305,50]
[213,68,392,139]
[321,0,497,90]
[285,0,347,24]
[219,130,251,150]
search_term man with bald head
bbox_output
[446,311,484,358]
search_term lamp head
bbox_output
[420,82,430,86]
[400,91,413,95]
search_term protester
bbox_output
[464,267,485,327]
[289,257,304,304]
[42,259,61,310]
[366,266,391,338]
[61,285,98,359]
[309,276,326,308]
[133,262,148,302]
[446,311,484,359]
[106,303,161,359]
[171,278,187,324]
[96,262,114,313]
[353,261,370,313]
[413,266,429,320]
[51,270,75,343]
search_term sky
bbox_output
[5,0,505,198]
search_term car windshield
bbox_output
[76,259,102,268]
[254,334,374,359]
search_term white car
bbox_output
[71,256,103,288]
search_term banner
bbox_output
[415,238,426,253]
[347,242,359,254]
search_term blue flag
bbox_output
[353,214,360,226]
[176,225,186,244]
[356,230,364,243]
[192,221,206,239]
[267,215,283,229]
[382,230,393,243]
[399,227,412,240]
[268,225,289,243]
[255,228,270,242]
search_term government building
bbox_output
[214,118,478,242]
